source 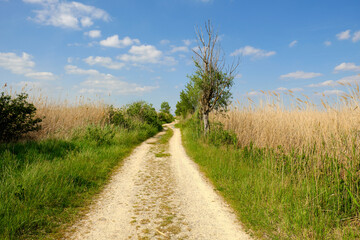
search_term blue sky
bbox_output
[0,0,359,110]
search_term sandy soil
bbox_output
[66,123,251,240]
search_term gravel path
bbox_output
[67,123,251,240]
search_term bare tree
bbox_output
[192,20,239,135]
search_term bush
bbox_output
[84,125,115,145]
[158,112,174,124]
[0,92,42,142]
[126,101,162,130]
[207,122,238,147]
[108,106,130,128]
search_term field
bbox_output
[180,83,360,239]
[0,88,162,239]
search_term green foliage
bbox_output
[158,112,174,124]
[175,78,200,116]
[160,101,171,114]
[108,101,163,130]
[108,106,130,128]
[0,92,42,142]
[84,125,115,146]
[126,101,162,130]
[192,60,234,114]
[207,122,238,147]
[0,123,158,240]
[180,120,360,239]
[158,101,174,123]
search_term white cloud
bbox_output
[276,87,288,91]
[0,52,34,74]
[308,75,360,88]
[316,90,345,96]
[235,74,242,79]
[65,65,158,95]
[334,62,360,72]
[231,45,276,59]
[83,56,125,69]
[336,30,351,40]
[247,91,262,96]
[23,0,110,29]
[290,87,303,92]
[308,80,338,88]
[65,64,99,75]
[337,74,360,85]
[25,72,55,80]
[170,46,189,53]
[80,78,158,95]
[160,39,170,45]
[118,45,175,65]
[289,40,298,48]
[352,31,360,42]
[183,39,192,46]
[84,30,101,38]
[100,35,140,48]
[280,71,323,79]
[324,41,332,46]
[0,52,55,80]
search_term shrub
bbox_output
[207,122,238,147]
[84,125,115,145]
[0,92,42,142]
[126,101,162,130]
[158,112,174,124]
[107,106,130,128]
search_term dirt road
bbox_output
[68,123,251,240]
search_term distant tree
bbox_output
[192,20,238,135]
[175,79,200,117]
[158,101,174,123]
[160,101,171,114]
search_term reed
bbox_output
[2,84,108,139]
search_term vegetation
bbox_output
[178,83,360,239]
[191,21,238,134]
[0,90,163,239]
[175,80,200,117]
[158,101,175,124]
[0,92,42,142]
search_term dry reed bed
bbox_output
[213,83,360,164]
[3,85,108,140]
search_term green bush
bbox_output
[108,106,130,128]
[126,101,162,130]
[158,112,174,124]
[84,125,115,146]
[207,122,238,147]
[0,92,42,142]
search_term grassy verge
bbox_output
[0,125,158,240]
[179,119,360,239]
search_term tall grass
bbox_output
[179,83,360,239]
[0,85,161,239]
[2,84,108,140]
[213,83,360,160]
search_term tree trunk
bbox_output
[203,112,209,135]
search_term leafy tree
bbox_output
[175,79,200,116]
[0,92,42,142]
[160,101,171,114]
[159,101,174,123]
[192,21,238,134]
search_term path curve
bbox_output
[67,123,251,240]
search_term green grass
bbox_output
[0,124,158,240]
[158,126,174,144]
[179,120,360,239]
